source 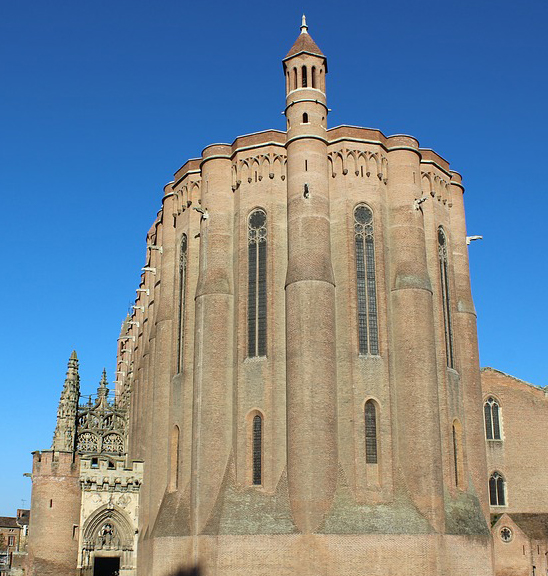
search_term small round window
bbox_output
[500,526,513,543]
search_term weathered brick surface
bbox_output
[26,451,80,576]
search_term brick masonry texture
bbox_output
[27,21,548,576]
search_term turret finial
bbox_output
[301,14,308,34]
[51,351,81,452]
[97,368,109,397]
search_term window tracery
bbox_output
[354,205,379,355]
[77,432,98,453]
[489,471,506,506]
[102,433,124,455]
[248,210,267,357]
[484,397,502,440]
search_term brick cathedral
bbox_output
[25,18,548,576]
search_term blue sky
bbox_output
[0,0,546,515]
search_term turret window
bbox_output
[252,414,263,485]
[489,472,506,506]
[364,400,378,464]
[302,65,307,87]
[302,113,309,124]
[311,66,317,88]
[177,234,188,373]
[354,205,379,355]
[484,397,502,440]
[438,227,455,368]
[248,209,267,357]
[292,68,297,91]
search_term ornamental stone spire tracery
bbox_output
[52,350,80,452]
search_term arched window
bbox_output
[252,414,262,485]
[169,425,179,491]
[311,66,317,88]
[301,65,307,88]
[177,234,188,373]
[248,209,267,357]
[302,112,309,123]
[484,397,502,440]
[438,227,455,368]
[292,68,297,91]
[354,205,379,355]
[364,400,378,464]
[489,472,506,506]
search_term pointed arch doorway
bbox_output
[80,503,136,576]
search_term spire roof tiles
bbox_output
[284,16,325,60]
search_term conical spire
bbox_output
[284,16,325,60]
[97,368,109,398]
[52,351,80,452]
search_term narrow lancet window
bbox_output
[177,234,188,373]
[365,400,378,464]
[252,414,262,485]
[302,113,309,123]
[302,65,307,87]
[354,205,379,355]
[438,227,455,368]
[311,66,317,88]
[452,420,464,488]
[170,425,179,491]
[248,210,267,357]
[484,397,502,440]
[489,472,506,506]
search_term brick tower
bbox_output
[283,16,338,534]
[27,352,81,576]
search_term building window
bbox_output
[302,112,309,123]
[302,65,307,87]
[484,397,501,440]
[354,205,379,355]
[500,526,513,542]
[8,536,14,546]
[452,420,464,488]
[170,425,180,491]
[248,209,267,357]
[489,472,506,506]
[252,414,262,485]
[364,400,378,464]
[177,234,188,373]
[438,227,455,368]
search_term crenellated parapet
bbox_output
[80,458,143,493]
[31,449,79,476]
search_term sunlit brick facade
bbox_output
[26,19,548,576]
